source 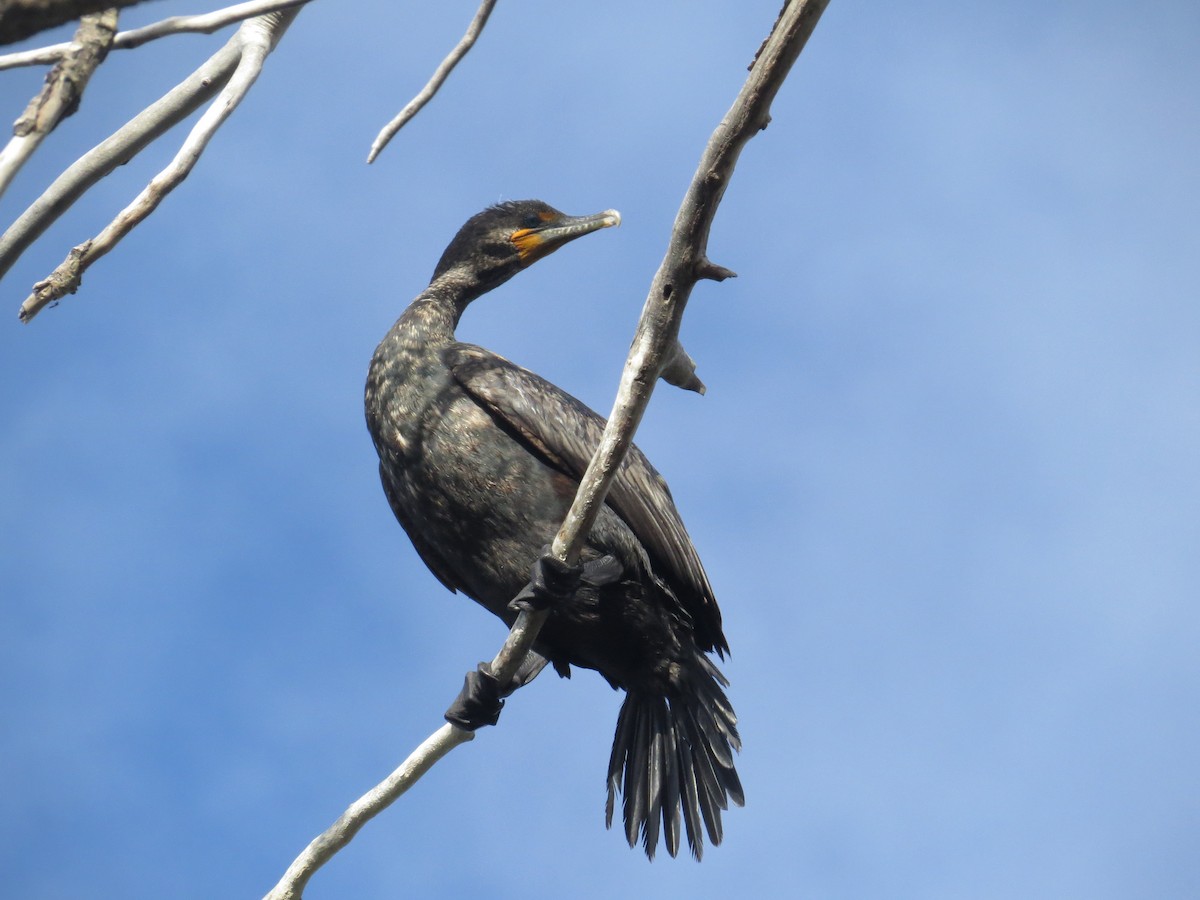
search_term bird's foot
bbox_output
[508,548,623,613]
[445,663,506,731]
[509,548,583,612]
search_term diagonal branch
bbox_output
[0,0,152,45]
[264,723,470,900]
[549,0,830,563]
[264,1,830,896]
[12,8,301,323]
[0,8,118,200]
[0,0,312,69]
[366,0,497,164]
[94,0,307,48]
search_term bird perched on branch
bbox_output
[364,200,742,859]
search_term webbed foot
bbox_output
[444,663,505,730]
[444,653,552,731]
[509,548,583,612]
[508,547,624,613]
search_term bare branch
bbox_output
[12,8,300,322]
[263,724,474,900]
[0,34,241,290]
[0,0,311,69]
[0,0,153,45]
[552,0,830,572]
[366,0,497,164]
[0,39,66,68]
[265,2,831,895]
[0,38,71,68]
[111,0,307,48]
[0,9,117,200]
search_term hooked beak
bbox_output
[511,208,621,264]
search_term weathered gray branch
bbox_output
[551,0,829,556]
[264,724,472,900]
[0,0,311,69]
[8,8,300,322]
[264,1,830,896]
[0,0,153,45]
[0,9,117,200]
[0,34,241,291]
[366,0,497,164]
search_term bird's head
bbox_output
[431,200,621,299]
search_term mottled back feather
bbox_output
[445,343,728,657]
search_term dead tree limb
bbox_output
[6,7,301,322]
[0,8,117,200]
[0,0,311,69]
[263,1,830,896]
[0,0,152,45]
[366,0,497,164]
[0,34,240,294]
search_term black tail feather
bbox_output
[722,757,745,809]
[605,661,742,860]
[605,698,636,826]
[623,705,651,848]
[659,703,682,857]
[642,702,666,855]
[676,734,705,859]
[681,708,728,816]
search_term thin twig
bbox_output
[0,0,312,69]
[366,0,498,164]
[112,0,309,49]
[0,9,117,200]
[14,9,301,323]
[265,2,831,896]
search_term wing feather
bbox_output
[446,343,727,656]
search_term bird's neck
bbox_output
[366,279,473,460]
[399,277,474,343]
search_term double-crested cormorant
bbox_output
[364,200,742,859]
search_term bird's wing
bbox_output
[380,460,552,686]
[446,343,727,656]
[378,462,463,595]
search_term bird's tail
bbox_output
[605,656,743,860]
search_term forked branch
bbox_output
[0,9,118,201]
[9,8,301,323]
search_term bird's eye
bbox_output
[521,213,543,229]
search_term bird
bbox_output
[364,200,743,859]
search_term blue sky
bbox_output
[2,1,1198,897]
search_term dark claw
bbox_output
[509,547,583,612]
[444,663,505,730]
